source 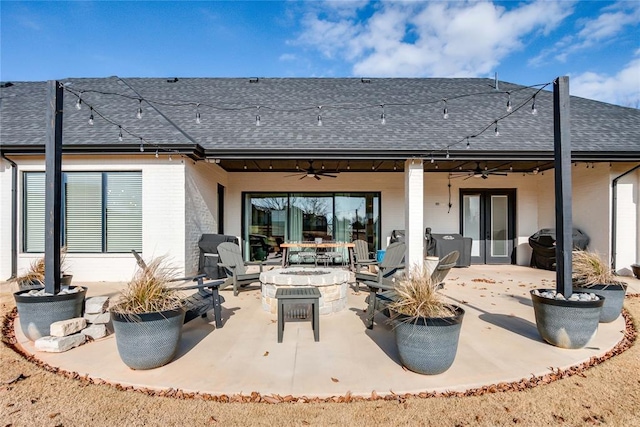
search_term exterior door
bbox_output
[461,189,516,264]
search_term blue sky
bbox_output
[1,1,639,106]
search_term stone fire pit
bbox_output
[260,267,350,315]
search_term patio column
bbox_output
[404,158,424,272]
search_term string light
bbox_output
[346,160,350,170]
[255,106,261,126]
[393,161,397,171]
[430,156,434,164]
[136,99,143,119]
[380,104,386,125]
[494,121,500,137]
[317,106,323,126]
[506,92,512,112]
[195,104,201,124]
[118,126,123,142]
[169,154,173,161]
[88,107,94,125]
[139,138,144,152]
[296,161,299,170]
[243,161,247,170]
[531,95,538,116]
[442,99,449,119]
[155,150,159,158]
[321,161,325,170]
[509,165,513,172]
[269,160,273,170]
[371,161,375,170]
[466,137,470,149]
[75,96,82,110]
[446,148,450,159]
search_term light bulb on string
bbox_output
[430,156,434,164]
[380,105,386,125]
[494,121,500,137]
[169,154,173,161]
[506,93,512,112]
[269,161,273,170]
[155,150,159,159]
[393,161,397,171]
[75,96,82,110]
[195,104,201,124]
[446,149,450,159]
[139,138,144,152]
[118,126,123,142]
[88,107,94,125]
[136,99,143,119]
[442,99,449,119]
[531,95,538,116]
[466,137,470,149]
[346,160,350,170]
[255,106,261,126]
[317,106,323,126]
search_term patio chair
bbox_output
[354,241,406,293]
[353,239,377,273]
[131,250,226,328]
[362,250,459,329]
[217,242,265,296]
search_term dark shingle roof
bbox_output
[1,77,639,160]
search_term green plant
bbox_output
[388,265,456,321]
[110,256,183,316]
[572,250,625,288]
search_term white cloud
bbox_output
[279,53,297,62]
[292,1,573,77]
[529,1,639,67]
[571,55,640,107]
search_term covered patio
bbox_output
[8,265,639,398]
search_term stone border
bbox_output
[2,296,638,404]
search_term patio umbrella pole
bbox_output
[44,80,63,295]
[553,76,572,297]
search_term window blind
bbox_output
[65,173,103,252]
[24,173,45,252]
[106,172,142,252]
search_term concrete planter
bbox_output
[111,308,185,370]
[530,289,604,349]
[392,306,465,375]
[574,284,626,323]
[14,286,87,341]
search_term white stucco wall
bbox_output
[613,165,639,275]
[5,155,187,282]
[184,160,227,275]
[0,158,14,280]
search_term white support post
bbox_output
[404,159,424,272]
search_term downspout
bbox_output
[1,153,18,279]
[611,163,640,271]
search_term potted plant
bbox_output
[10,250,73,290]
[572,250,627,323]
[12,250,85,341]
[387,266,464,375]
[110,255,185,370]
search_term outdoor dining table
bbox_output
[279,242,355,269]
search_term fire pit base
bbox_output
[260,267,350,315]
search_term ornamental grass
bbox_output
[388,265,456,321]
[572,250,625,288]
[111,256,183,316]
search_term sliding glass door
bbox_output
[243,192,380,261]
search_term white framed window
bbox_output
[23,171,142,253]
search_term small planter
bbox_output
[111,308,185,370]
[530,289,603,349]
[631,264,640,279]
[61,274,73,286]
[574,284,626,323]
[14,286,87,341]
[393,306,465,375]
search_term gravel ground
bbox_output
[1,285,639,427]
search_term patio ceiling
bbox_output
[216,158,574,174]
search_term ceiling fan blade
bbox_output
[319,174,337,178]
[491,172,508,176]
[299,175,307,180]
[285,173,305,177]
[314,175,321,180]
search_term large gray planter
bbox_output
[531,289,604,349]
[393,306,465,375]
[14,286,87,341]
[574,284,626,323]
[111,308,185,370]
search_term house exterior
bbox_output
[1,77,639,282]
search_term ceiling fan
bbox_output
[451,162,508,180]
[285,160,339,180]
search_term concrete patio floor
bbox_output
[10,265,640,398]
